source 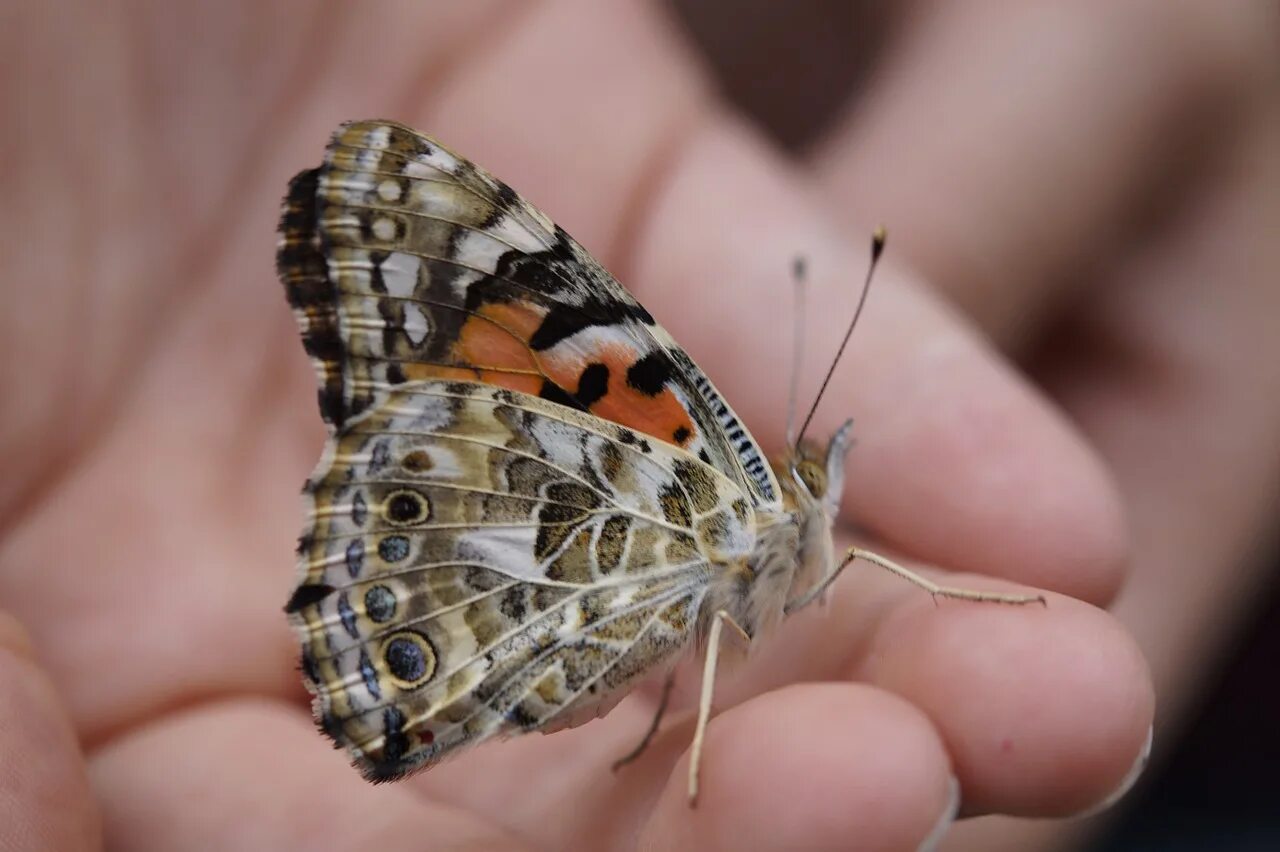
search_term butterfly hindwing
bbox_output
[277,120,779,507]
[285,379,754,779]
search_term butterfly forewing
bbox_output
[278,119,778,507]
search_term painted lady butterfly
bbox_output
[278,120,1040,803]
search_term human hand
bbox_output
[2,2,1154,849]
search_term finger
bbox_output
[412,2,1126,598]
[412,681,955,850]
[936,91,1280,852]
[1040,104,1280,769]
[640,684,957,852]
[0,611,101,851]
[811,0,1267,345]
[632,120,1126,603]
[416,0,708,266]
[88,698,529,852]
[1043,105,1280,710]
[857,584,1152,817]
[711,534,1152,817]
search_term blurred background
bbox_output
[670,1,1280,849]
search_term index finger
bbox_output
[409,0,1127,603]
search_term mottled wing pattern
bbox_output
[277,119,778,507]
[284,380,755,780]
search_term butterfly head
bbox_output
[777,418,854,519]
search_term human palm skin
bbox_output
[3,2,1276,851]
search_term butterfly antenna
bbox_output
[794,228,886,447]
[785,255,808,445]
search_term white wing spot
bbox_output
[366,125,391,150]
[377,179,401,202]
[373,217,397,241]
[381,252,418,298]
[403,302,430,345]
[404,159,436,180]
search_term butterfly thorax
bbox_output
[700,419,855,642]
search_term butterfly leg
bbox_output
[611,670,677,773]
[688,609,751,807]
[785,546,1047,614]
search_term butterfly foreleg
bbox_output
[785,546,1047,614]
[687,609,751,807]
[610,669,677,773]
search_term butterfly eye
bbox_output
[383,489,430,526]
[382,631,436,688]
[796,461,827,498]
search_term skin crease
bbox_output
[3,0,1271,848]
[0,614,101,850]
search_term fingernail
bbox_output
[1075,724,1154,819]
[918,775,960,852]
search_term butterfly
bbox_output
[277,120,1042,804]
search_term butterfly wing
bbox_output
[278,119,779,508]
[285,379,755,780]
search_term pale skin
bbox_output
[2,1,1276,850]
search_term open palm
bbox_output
[28,2,1280,850]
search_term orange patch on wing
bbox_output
[591,378,698,450]
[478,371,543,395]
[444,301,700,449]
[434,300,547,397]
[543,342,698,451]
[403,363,478,383]
[454,302,545,372]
